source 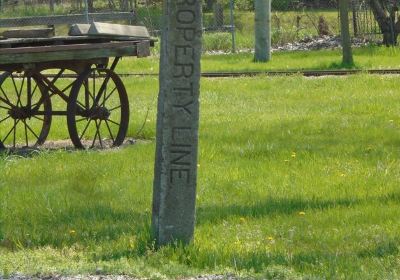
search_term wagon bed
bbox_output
[0,36,152,67]
[0,35,154,150]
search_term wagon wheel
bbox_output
[0,71,52,150]
[67,68,129,149]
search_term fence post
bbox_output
[254,0,271,62]
[50,0,55,13]
[229,0,236,53]
[84,0,89,23]
[339,0,353,65]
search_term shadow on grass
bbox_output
[0,203,152,256]
[197,189,400,225]
[196,196,360,225]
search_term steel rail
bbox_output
[9,69,400,79]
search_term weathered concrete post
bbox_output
[151,0,202,246]
[49,0,55,13]
[254,0,271,62]
[339,0,353,65]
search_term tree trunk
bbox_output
[368,0,398,46]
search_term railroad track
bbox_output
[199,69,400,77]
[24,68,400,79]
[117,68,400,77]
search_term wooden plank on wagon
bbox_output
[88,22,150,38]
[0,36,112,48]
[68,24,91,36]
[2,27,55,38]
[0,41,141,64]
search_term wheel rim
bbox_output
[67,68,129,149]
[0,72,52,149]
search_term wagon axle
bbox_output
[80,107,111,120]
[8,106,30,120]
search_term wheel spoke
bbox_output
[50,69,65,85]
[90,120,99,148]
[17,76,25,107]
[93,72,112,106]
[12,119,16,148]
[10,75,20,102]
[61,80,75,94]
[107,119,120,126]
[23,120,28,147]
[0,115,11,124]
[96,120,103,148]
[26,76,31,106]
[32,115,44,121]
[84,82,94,110]
[19,76,25,96]
[0,104,11,110]
[31,97,45,112]
[92,73,96,100]
[0,86,11,103]
[79,119,92,141]
[0,95,14,108]
[105,120,115,142]
[24,121,40,140]
[77,100,87,111]
[31,81,38,99]
[76,117,87,123]
[102,87,117,106]
[2,119,18,143]
[109,105,121,112]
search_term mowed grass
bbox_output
[1,73,400,278]
[120,46,400,74]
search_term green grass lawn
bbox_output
[1,73,400,279]
[119,46,400,74]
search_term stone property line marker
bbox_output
[151,0,202,246]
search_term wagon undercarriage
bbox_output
[0,35,152,150]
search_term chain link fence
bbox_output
[0,0,394,52]
[351,0,400,45]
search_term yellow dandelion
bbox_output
[69,229,76,234]
[298,211,306,216]
[267,236,274,241]
[340,173,346,177]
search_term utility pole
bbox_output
[254,0,271,62]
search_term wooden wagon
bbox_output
[0,26,154,150]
